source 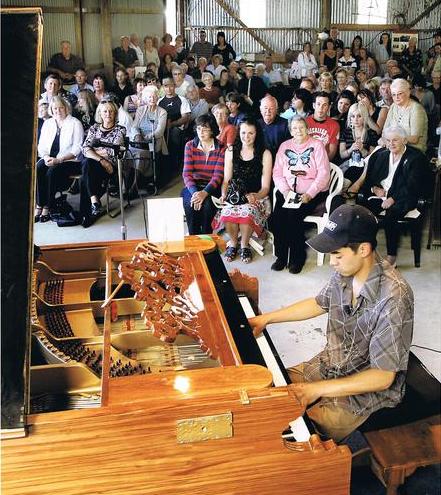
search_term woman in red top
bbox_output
[158,33,177,60]
[182,114,224,234]
[212,103,237,147]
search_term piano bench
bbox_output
[363,415,441,495]
[356,352,441,494]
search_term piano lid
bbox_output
[1,8,43,434]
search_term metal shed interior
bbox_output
[1,0,440,77]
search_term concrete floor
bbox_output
[34,178,441,382]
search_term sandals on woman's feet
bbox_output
[240,247,253,264]
[224,246,238,262]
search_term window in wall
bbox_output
[165,0,177,39]
[357,0,388,24]
[239,0,266,28]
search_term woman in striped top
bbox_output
[182,114,225,234]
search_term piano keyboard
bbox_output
[238,295,312,442]
[238,296,289,387]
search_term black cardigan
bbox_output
[360,146,430,216]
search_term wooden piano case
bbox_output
[2,237,351,494]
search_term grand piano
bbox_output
[1,8,351,495]
[2,237,352,495]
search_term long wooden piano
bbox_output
[2,237,351,495]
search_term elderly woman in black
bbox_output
[358,125,430,266]
[36,96,84,222]
[80,99,126,227]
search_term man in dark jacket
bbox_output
[238,63,268,115]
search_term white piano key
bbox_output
[239,296,311,440]
[238,296,288,387]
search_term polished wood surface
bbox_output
[3,385,351,495]
[365,415,441,495]
[2,238,352,494]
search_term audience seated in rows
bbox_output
[38,30,439,269]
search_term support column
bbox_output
[73,0,84,60]
[100,0,113,80]
[321,0,331,31]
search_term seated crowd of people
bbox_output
[35,29,440,270]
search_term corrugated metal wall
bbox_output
[1,0,439,70]
[185,0,440,56]
[388,0,441,30]
[1,0,165,73]
[331,0,358,25]
[186,0,321,54]
[111,14,164,48]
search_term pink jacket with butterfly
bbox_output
[273,136,330,199]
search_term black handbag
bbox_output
[50,194,81,227]
[225,178,248,205]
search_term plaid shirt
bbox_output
[304,255,414,416]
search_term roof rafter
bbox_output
[406,0,441,28]
[212,0,275,54]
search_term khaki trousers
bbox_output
[287,364,370,443]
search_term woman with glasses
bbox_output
[80,99,126,227]
[271,116,330,274]
[130,86,167,185]
[383,78,428,152]
[182,114,224,235]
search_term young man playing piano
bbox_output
[249,204,414,442]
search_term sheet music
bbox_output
[147,198,185,242]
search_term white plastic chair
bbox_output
[271,163,344,266]
[303,163,344,266]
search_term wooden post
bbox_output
[321,0,331,31]
[177,0,185,38]
[73,0,84,61]
[100,0,113,80]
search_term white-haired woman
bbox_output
[383,78,428,152]
[35,96,84,222]
[272,116,330,274]
[359,125,430,266]
[199,71,221,108]
[80,99,126,227]
[339,102,379,188]
[129,86,168,185]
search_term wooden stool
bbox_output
[364,415,441,495]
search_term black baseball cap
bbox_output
[306,204,378,253]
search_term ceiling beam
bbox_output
[406,0,441,28]
[212,0,275,54]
